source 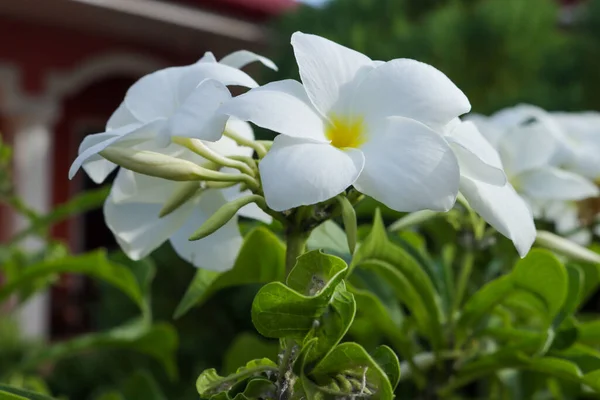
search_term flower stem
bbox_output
[452,251,474,318]
[285,228,309,275]
[173,137,255,177]
[224,129,267,158]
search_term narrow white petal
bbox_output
[111,168,189,205]
[354,117,460,212]
[291,32,374,116]
[259,135,364,211]
[103,191,192,260]
[167,79,231,142]
[351,59,471,132]
[68,121,164,180]
[177,62,258,96]
[499,123,558,175]
[219,80,326,141]
[460,177,535,257]
[106,102,139,130]
[169,190,243,271]
[125,66,186,123]
[518,167,600,201]
[446,120,506,185]
[220,50,278,71]
[76,132,120,183]
[198,51,217,63]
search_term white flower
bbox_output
[69,51,276,184]
[103,120,271,271]
[220,32,471,212]
[470,105,599,205]
[442,119,536,257]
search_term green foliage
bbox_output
[199,251,400,400]
[174,227,285,319]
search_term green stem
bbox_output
[285,228,309,275]
[224,129,267,158]
[452,251,474,320]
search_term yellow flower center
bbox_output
[325,115,367,149]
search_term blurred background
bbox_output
[1,0,599,398]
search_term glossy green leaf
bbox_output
[371,345,401,389]
[174,227,285,318]
[286,250,347,295]
[352,209,444,350]
[577,320,600,346]
[310,342,394,400]
[306,220,349,256]
[252,251,349,339]
[19,320,178,380]
[0,385,56,400]
[583,370,600,391]
[241,379,277,399]
[222,333,279,375]
[335,195,357,254]
[0,250,144,311]
[196,358,277,398]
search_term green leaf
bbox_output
[196,359,277,398]
[174,227,285,319]
[310,342,394,400]
[371,345,401,390]
[335,195,357,254]
[0,250,145,311]
[352,209,444,350]
[583,370,600,391]
[9,186,109,244]
[458,249,567,340]
[222,333,279,375]
[388,210,439,232]
[577,320,600,346]
[19,320,178,380]
[241,379,276,399]
[93,392,125,400]
[0,385,56,400]
[307,220,349,256]
[286,250,347,295]
[121,370,166,400]
[252,251,349,339]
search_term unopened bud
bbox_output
[536,230,600,264]
[189,194,266,241]
[159,182,202,218]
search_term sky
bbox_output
[297,0,329,7]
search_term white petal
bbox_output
[111,168,189,204]
[106,102,139,130]
[594,224,600,237]
[543,200,580,234]
[568,230,592,246]
[259,135,364,211]
[178,62,258,94]
[351,59,471,132]
[103,190,192,260]
[198,51,217,63]
[125,66,186,123]
[466,113,506,148]
[169,190,243,271]
[219,80,326,141]
[460,177,535,257]
[445,120,506,185]
[517,167,600,201]
[499,123,558,175]
[291,32,374,116]
[354,117,460,212]
[76,132,120,183]
[69,121,162,180]
[167,79,231,142]
[219,50,278,71]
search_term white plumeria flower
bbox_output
[470,105,599,206]
[551,111,600,182]
[542,200,592,245]
[103,119,271,271]
[69,51,277,184]
[220,32,471,212]
[442,119,535,257]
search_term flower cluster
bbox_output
[470,104,600,245]
[70,32,544,270]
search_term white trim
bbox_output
[46,52,165,99]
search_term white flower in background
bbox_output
[103,119,271,271]
[470,105,599,207]
[69,51,277,184]
[443,120,535,257]
[221,32,472,212]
